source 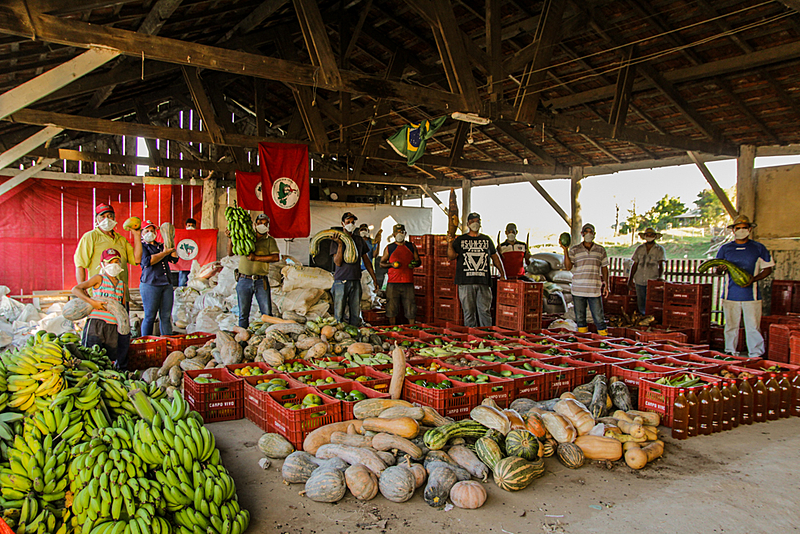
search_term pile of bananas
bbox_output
[224,206,256,256]
[0,335,250,534]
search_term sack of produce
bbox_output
[62,298,93,321]
[95,297,131,335]
[281,265,334,292]
[281,288,325,316]
[216,330,243,365]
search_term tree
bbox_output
[694,189,730,227]
[620,195,686,234]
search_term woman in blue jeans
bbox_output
[139,220,178,336]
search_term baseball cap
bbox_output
[102,249,121,261]
[143,219,156,230]
[95,203,114,216]
[393,223,406,233]
[255,214,270,222]
[342,212,358,222]
[467,212,481,221]
[505,223,517,232]
[581,223,596,233]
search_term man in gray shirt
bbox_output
[627,227,666,314]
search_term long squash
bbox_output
[389,345,406,399]
[261,314,297,324]
[310,229,359,263]
[303,420,364,455]
[697,259,753,287]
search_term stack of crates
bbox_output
[645,279,665,322]
[431,236,462,325]
[410,235,436,323]
[495,280,543,331]
[603,275,638,316]
[662,282,712,344]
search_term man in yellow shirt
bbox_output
[226,213,280,328]
[74,203,142,369]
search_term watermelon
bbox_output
[559,232,571,247]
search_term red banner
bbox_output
[172,229,217,271]
[258,142,310,238]
[235,171,263,211]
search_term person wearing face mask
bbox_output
[74,204,142,369]
[177,218,197,287]
[331,212,378,326]
[227,214,280,328]
[562,223,610,335]
[139,221,178,336]
[498,223,531,278]
[627,227,666,314]
[447,213,507,327]
[380,224,421,325]
[71,249,127,361]
[715,215,774,356]
[358,223,375,271]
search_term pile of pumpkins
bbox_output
[258,375,665,510]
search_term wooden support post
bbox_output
[0,126,62,170]
[0,48,119,121]
[201,177,218,229]
[0,159,58,197]
[570,167,583,244]
[687,151,738,218]
[461,178,472,232]
[736,144,756,222]
[529,179,570,227]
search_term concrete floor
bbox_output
[210,417,800,534]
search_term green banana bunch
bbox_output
[225,206,256,256]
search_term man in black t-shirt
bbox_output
[447,212,507,327]
[330,212,378,326]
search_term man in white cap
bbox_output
[716,214,774,356]
[628,227,666,314]
[562,223,610,335]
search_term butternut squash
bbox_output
[345,464,379,501]
[560,392,577,400]
[329,431,373,448]
[315,444,387,476]
[353,399,413,420]
[615,419,646,439]
[627,410,660,426]
[470,405,511,435]
[624,439,664,470]
[604,429,647,443]
[260,314,296,324]
[303,420,364,455]
[348,342,374,355]
[643,425,659,441]
[362,417,420,439]
[502,409,527,431]
[613,410,635,423]
[378,406,424,421]
[541,412,577,443]
[420,406,451,427]
[371,433,423,460]
[574,435,623,461]
[554,399,595,435]
[389,344,406,399]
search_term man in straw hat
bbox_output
[716,214,774,356]
[628,227,667,315]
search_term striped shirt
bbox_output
[568,243,608,297]
[88,274,125,325]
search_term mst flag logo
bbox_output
[273,177,299,209]
[258,142,310,238]
[176,238,199,261]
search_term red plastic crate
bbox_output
[481,364,544,400]
[609,276,633,296]
[409,234,434,256]
[408,357,463,373]
[496,280,544,309]
[638,373,722,427]
[413,275,433,295]
[664,282,712,308]
[792,334,800,366]
[242,373,304,431]
[317,381,390,420]
[647,279,665,302]
[653,356,722,374]
[495,303,542,332]
[609,360,678,391]
[709,325,746,352]
[163,332,214,352]
[362,308,389,326]
[597,349,648,362]
[699,364,768,387]
[432,235,449,257]
[664,304,711,329]
[128,336,168,370]
[632,327,690,344]
[435,281,458,300]
[566,352,633,374]
[270,359,320,373]
[771,280,795,315]
[671,350,754,365]
[184,368,244,423]
[514,359,576,398]
[267,387,342,449]
[330,366,392,394]
[768,323,800,363]
[435,297,463,324]
[442,368,516,408]
[603,294,638,316]
[644,299,664,322]
[402,372,477,420]
[289,368,351,387]
[743,359,800,376]
[431,257,456,280]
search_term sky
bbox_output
[419,155,800,244]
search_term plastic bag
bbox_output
[192,306,223,334]
[217,313,238,332]
[280,289,324,315]
[215,330,242,366]
[0,331,11,349]
[197,261,221,279]
[220,255,239,270]
[281,265,334,292]
[38,314,75,336]
[548,318,577,331]
[214,266,236,296]
[17,304,42,324]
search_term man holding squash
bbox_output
[379,223,421,325]
[74,203,142,370]
[331,212,378,326]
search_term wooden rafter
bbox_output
[608,47,636,139]
[493,121,556,166]
[687,151,737,219]
[292,0,342,88]
[448,121,469,167]
[218,0,289,44]
[529,179,570,226]
[182,67,226,145]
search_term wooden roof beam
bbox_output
[292,0,341,88]
[0,4,469,111]
[311,169,460,188]
[493,121,556,166]
[218,0,289,44]
[687,151,737,219]
[25,146,240,173]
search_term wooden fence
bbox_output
[609,257,725,323]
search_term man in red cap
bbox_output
[74,203,141,369]
[71,248,127,360]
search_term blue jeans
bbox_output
[140,282,174,336]
[573,295,607,331]
[332,280,362,326]
[178,271,189,287]
[635,283,648,315]
[236,277,272,328]
[458,284,493,328]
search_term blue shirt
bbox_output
[141,242,178,286]
[716,239,774,301]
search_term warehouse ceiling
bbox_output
[1,0,800,193]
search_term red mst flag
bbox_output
[235,171,263,211]
[258,142,310,238]
[172,229,217,270]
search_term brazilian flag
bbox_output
[386,116,447,166]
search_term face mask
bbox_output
[468,222,481,232]
[360,230,369,238]
[395,232,406,243]
[344,223,356,233]
[506,232,517,242]
[255,224,269,235]
[98,218,116,232]
[103,263,123,277]
[142,232,156,243]
[583,233,595,244]
[734,228,750,240]
[186,226,195,230]
[645,237,656,243]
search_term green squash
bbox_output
[475,437,504,470]
[559,232,571,247]
[557,442,585,469]
[304,468,346,503]
[258,433,295,459]
[504,429,539,461]
[492,456,537,492]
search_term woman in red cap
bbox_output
[139,220,178,336]
[71,248,127,360]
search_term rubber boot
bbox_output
[577,327,589,333]
[597,329,609,336]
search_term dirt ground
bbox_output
[210,418,800,534]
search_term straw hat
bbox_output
[727,214,756,229]
[638,227,663,239]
